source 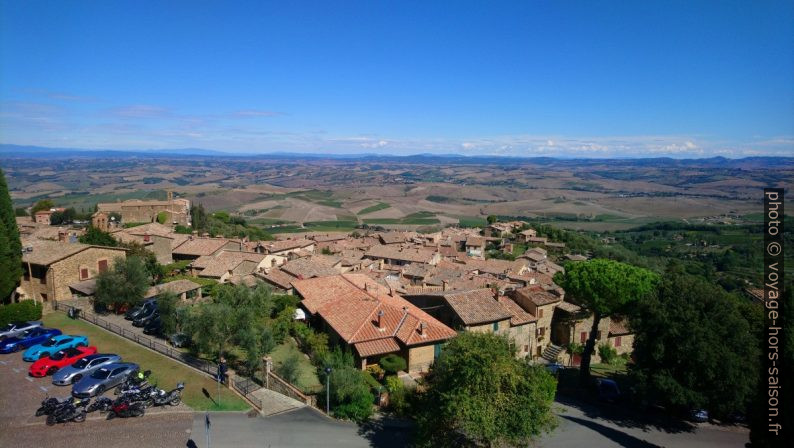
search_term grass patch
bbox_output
[316,200,343,208]
[43,313,249,411]
[269,340,322,394]
[357,202,391,215]
[457,216,487,228]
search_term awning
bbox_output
[353,338,401,358]
[69,279,97,296]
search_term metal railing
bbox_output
[54,302,217,378]
[232,377,263,409]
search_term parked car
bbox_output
[168,333,191,348]
[23,335,89,361]
[72,363,139,398]
[29,346,98,377]
[0,321,43,339]
[690,409,709,423]
[0,327,62,354]
[545,362,565,375]
[597,378,621,403]
[53,354,122,386]
[142,317,162,336]
[125,300,157,321]
[133,310,159,328]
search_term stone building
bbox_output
[96,192,190,226]
[17,239,127,309]
[509,286,563,358]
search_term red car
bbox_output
[29,346,97,377]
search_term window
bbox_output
[41,293,48,302]
[597,331,602,340]
[492,321,499,332]
[524,345,529,353]
[537,308,544,318]
[580,331,587,343]
[79,267,89,280]
[98,259,108,273]
[615,336,622,347]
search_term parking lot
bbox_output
[0,336,195,447]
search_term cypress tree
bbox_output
[0,168,23,301]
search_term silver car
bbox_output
[0,321,42,339]
[53,354,122,386]
[71,362,139,398]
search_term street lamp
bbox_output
[324,366,332,414]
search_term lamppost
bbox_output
[324,366,332,414]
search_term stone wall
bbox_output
[49,247,127,304]
[407,343,435,373]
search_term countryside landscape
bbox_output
[1,1,792,448]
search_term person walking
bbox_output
[217,357,228,385]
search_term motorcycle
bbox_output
[46,398,89,425]
[35,396,74,417]
[106,397,146,419]
[86,396,113,413]
[151,382,185,407]
[118,384,157,406]
[115,370,152,395]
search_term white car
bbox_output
[0,321,42,339]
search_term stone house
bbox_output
[292,274,456,374]
[171,236,243,261]
[17,239,127,309]
[364,245,441,268]
[191,250,269,283]
[497,296,538,358]
[111,222,179,264]
[509,286,562,358]
[96,192,190,226]
[464,236,487,259]
[516,229,538,243]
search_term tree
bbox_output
[94,256,150,311]
[49,207,76,225]
[30,199,54,214]
[14,207,28,217]
[631,266,762,419]
[416,332,557,447]
[276,353,301,384]
[79,226,118,247]
[190,204,208,231]
[156,291,180,335]
[486,215,498,225]
[378,354,407,374]
[156,211,168,224]
[554,259,658,382]
[0,169,23,302]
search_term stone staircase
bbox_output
[541,343,563,362]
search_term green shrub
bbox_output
[0,300,43,327]
[385,375,410,415]
[379,354,407,374]
[277,353,301,384]
[156,211,167,224]
[598,343,619,365]
[324,367,374,422]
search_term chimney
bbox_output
[143,232,150,242]
[58,228,67,242]
[419,322,427,337]
[442,280,449,291]
[377,310,385,330]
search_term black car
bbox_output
[142,317,162,336]
[132,310,159,328]
[125,300,157,321]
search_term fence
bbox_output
[54,302,218,378]
[232,377,263,409]
[53,301,319,413]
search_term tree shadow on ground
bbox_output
[560,415,662,448]
[556,394,695,435]
[357,415,416,448]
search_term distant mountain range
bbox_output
[1,143,792,168]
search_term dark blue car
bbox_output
[0,327,62,354]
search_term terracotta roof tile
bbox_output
[439,289,512,325]
[497,296,537,325]
[173,237,232,256]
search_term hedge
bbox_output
[0,300,43,327]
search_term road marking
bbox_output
[26,377,33,382]
[0,360,7,365]
[13,368,20,373]
[40,386,48,392]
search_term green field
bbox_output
[457,216,487,228]
[24,189,168,211]
[357,202,391,215]
[43,313,248,411]
[363,217,440,225]
[269,340,322,394]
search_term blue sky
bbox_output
[1,0,792,157]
